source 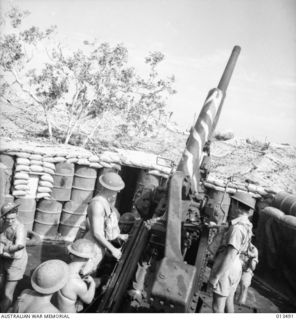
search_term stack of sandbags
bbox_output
[65,153,103,169]
[88,155,103,169]
[37,174,54,199]
[36,159,56,199]
[13,157,30,198]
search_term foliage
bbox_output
[0,6,176,145]
[0,7,56,138]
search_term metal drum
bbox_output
[73,165,97,189]
[0,154,14,194]
[15,198,36,232]
[58,201,88,241]
[272,192,296,216]
[52,162,74,201]
[71,165,97,203]
[33,199,62,239]
[0,164,6,209]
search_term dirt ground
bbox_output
[0,99,295,194]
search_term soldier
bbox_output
[12,259,68,313]
[0,202,28,312]
[237,242,259,304]
[82,172,128,275]
[55,239,96,313]
[209,191,255,313]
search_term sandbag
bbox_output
[12,190,27,197]
[30,154,43,161]
[43,157,56,163]
[41,174,54,183]
[39,180,53,188]
[53,157,66,162]
[16,158,30,165]
[77,159,90,165]
[15,165,30,172]
[37,186,52,193]
[14,179,29,186]
[89,162,103,169]
[66,158,78,163]
[36,192,51,199]
[15,172,29,180]
[88,155,100,162]
[14,184,29,191]
[43,162,56,170]
[43,167,55,175]
[30,160,43,166]
[30,165,43,172]
[16,152,31,158]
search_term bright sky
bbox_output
[1,0,296,145]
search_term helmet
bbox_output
[99,172,125,192]
[67,239,95,259]
[1,202,19,217]
[231,191,256,210]
[31,259,68,294]
[119,212,136,225]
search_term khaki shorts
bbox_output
[211,258,242,297]
[0,251,28,281]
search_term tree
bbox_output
[0,6,176,146]
[0,7,56,139]
[118,51,176,139]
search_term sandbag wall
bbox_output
[0,145,171,242]
[0,152,107,241]
[255,192,296,294]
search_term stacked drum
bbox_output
[33,199,63,239]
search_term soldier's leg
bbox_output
[212,293,227,313]
[225,288,235,313]
[0,280,18,312]
[238,271,252,304]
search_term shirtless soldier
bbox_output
[13,259,68,313]
[82,172,128,275]
[56,239,96,313]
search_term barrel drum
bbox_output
[15,198,36,232]
[71,165,97,203]
[58,200,88,241]
[52,163,74,201]
[33,199,63,239]
[0,164,6,209]
[0,155,14,194]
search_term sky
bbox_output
[1,0,296,145]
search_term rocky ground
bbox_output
[1,99,295,194]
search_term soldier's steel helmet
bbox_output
[1,202,19,217]
[119,212,136,225]
[67,238,95,259]
[99,172,125,192]
[31,259,68,294]
[231,191,256,210]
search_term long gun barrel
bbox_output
[177,46,241,193]
[151,46,241,312]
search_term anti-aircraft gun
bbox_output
[85,45,241,313]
